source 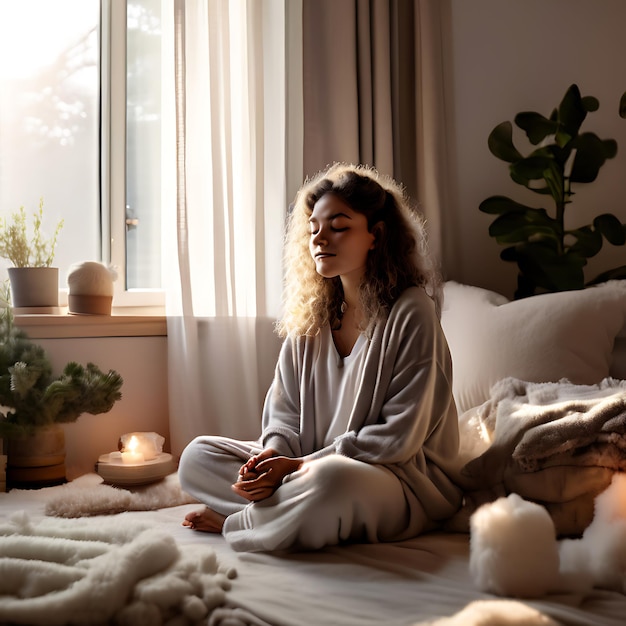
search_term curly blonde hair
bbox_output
[277,163,440,338]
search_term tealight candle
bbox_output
[97,431,175,486]
[121,450,144,464]
[120,432,163,461]
[121,435,145,465]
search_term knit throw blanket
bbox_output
[0,512,236,626]
[462,377,626,485]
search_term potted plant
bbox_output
[480,84,626,299]
[0,284,123,488]
[0,198,64,308]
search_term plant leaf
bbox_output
[488,209,559,244]
[510,156,554,181]
[515,112,557,145]
[516,241,586,292]
[619,91,626,119]
[500,246,518,262]
[567,226,603,258]
[593,213,626,245]
[511,156,555,180]
[587,265,626,284]
[509,155,561,196]
[569,133,617,183]
[556,84,587,147]
[488,121,522,163]
[581,96,600,113]
[509,169,553,195]
[479,195,536,215]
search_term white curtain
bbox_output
[164,0,301,457]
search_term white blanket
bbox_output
[0,512,236,625]
[456,377,626,535]
[462,377,626,482]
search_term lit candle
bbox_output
[134,436,158,461]
[121,435,145,465]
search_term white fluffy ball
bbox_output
[469,493,560,598]
[67,261,117,296]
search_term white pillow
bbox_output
[612,327,626,380]
[441,281,626,413]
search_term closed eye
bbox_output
[309,213,351,234]
[309,226,349,235]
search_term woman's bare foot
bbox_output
[182,507,227,533]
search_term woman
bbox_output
[179,163,462,552]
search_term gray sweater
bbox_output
[261,286,463,537]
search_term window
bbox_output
[0,1,100,276]
[0,0,167,308]
[125,0,163,290]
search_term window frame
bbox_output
[101,0,165,310]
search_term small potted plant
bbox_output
[0,284,123,488]
[0,198,64,308]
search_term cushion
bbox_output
[612,326,626,380]
[504,465,615,536]
[441,281,626,413]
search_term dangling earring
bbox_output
[340,301,347,316]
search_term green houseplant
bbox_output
[0,199,64,308]
[0,291,123,439]
[0,284,123,487]
[480,84,626,299]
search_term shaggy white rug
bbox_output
[0,511,236,626]
[43,472,198,518]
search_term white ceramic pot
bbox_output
[8,267,59,308]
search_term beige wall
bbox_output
[443,0,626,298]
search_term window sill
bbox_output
[14,307,167,339]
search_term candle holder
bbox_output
[96,432,176,486]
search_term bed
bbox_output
[1,280,626,626]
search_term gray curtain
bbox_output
[302,0,453,272]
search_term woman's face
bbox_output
[308,193,375,283]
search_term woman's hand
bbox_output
[232,456,303,502]
[237,448,278,481]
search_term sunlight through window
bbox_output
[0,0,100,279]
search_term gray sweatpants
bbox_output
[178,435,412,552]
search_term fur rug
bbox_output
[0,511,236,626]
[43,472,198,518]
